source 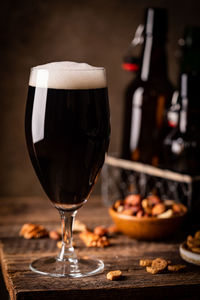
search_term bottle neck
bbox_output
[178,73,200,133]
[181,50,200,75]
[140,36,167,81]
[180,27,200,74]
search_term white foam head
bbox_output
[29,61,107,90]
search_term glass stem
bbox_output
[57,210,77,263]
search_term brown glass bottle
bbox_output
[163,74,200,175]
[163,27,200,175]
[121,8,173,167]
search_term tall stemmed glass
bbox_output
[25,62,110,277]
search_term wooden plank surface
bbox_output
[0,196,200,300]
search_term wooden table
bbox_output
[0,196,200,300]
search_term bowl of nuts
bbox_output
[109,194,187,240]
[179,230,200,265]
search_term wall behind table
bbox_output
[0,0,200,197]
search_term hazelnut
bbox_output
[124,194,141,206]
[147,195,161,206]
[49,230,61,240]
[152,203,166,216]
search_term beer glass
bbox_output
[25,62,110,277]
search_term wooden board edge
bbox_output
[0,243,17,300]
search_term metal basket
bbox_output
[101,155,200,218]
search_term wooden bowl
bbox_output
[109,206,187,240]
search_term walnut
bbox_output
[19,223,48,239]
[96,236,110,248]
[79,231,110,248]
[94,226,108,237]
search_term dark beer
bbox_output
[25,63,110,208]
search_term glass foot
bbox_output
[30,256,104,277]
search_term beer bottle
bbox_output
[167,27,200,130]
[121,8,173,167]
[163,27,200,175]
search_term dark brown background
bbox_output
[0,0,200,197]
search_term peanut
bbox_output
[139,259,153,267]
[168,264,186,272]
[146,266,160,274]
[106,270,122,280]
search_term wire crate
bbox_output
[101,155,200,220]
